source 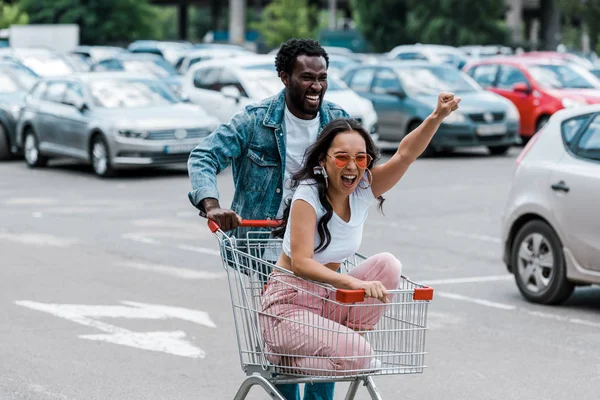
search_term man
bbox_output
[187,38,347,400]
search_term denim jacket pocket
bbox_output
[245,147,280,192]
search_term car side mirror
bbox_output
[64,97,87,113]
[513,82,531,94]
[221,85,241,103]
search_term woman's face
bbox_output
[323,131,369,196]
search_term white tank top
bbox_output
[282,176,377,264]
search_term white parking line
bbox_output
[436,291,517,310]
[444,229,501,243]
[176,244,220,256]
[423,274,512,285]
[119,261,225,279]
[120,233,160,245]
[0,232,79,247]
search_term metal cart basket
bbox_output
[208,220,434,400]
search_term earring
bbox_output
[313,165,328,188]
[359,168,373,189]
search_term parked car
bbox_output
[521,51,594,70]
[386,44,470,69]
[464,57,600,142]
[501,106,600,304]
[175,48,252,74]
[127,40,193,65]
[90,53,183,96]
[0,48,78,77]
[341,61,520,155]
[70,45,127,64]
[0,63,39,159]
[17,72,219,177]
[182,55,378,135]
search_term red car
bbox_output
[463,56,600,141]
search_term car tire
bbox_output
[90,135,114,177]
[488,145,510,156]
[0,123,10,161]
[511,220,574,305]
[536,115,550,132]
[24,129,48,168]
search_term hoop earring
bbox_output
[359,168,373,189]
[313,165,329,188]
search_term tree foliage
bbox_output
[250,0,318,49]
[19,0,160,45]
[558,0,600,52]
[0,1,29,29]
[350,0,414,53]
[406,0,510,46]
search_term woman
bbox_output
[260,92,460,381]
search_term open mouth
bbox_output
[341,174,357,188]
[305,94,320,106]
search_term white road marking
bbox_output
[0,233,78,247]
[119,261,225,279]
[436,291,517,310]
[120,233,160,245]
[32,212,43,218]
[422,274,512,286]
[4,197,58,206]
[176,244,220,256]
[526,311,600,329]
[445,229,501,243]
[15,301,216,358]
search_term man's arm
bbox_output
[187,109,253,214]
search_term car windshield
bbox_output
[122,59,178,77]
[18,55,75,77]
[527,64,599,89]
[90,79,178,108]
[0,69,37,93]
[395,66,480,96]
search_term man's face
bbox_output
[281,55,328,119]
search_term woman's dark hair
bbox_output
[273,118,385,253]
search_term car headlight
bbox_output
[506,104,520,121]
[442,111,467,124]
[117,129,150,139]
[562,98,587,108]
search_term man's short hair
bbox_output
[275,38,329,77]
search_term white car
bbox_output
[176,48,253,74]
[182,56,378,135]
[501,105,600,304]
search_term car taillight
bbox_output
[515,131,542,168]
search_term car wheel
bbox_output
[24,130,48,168]
[0,123,10,161]
[536,115,550,132]
[90,135,114,177]
[488,145,510,156]
[511,220,574,305]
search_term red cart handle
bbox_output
[208,219,283,233]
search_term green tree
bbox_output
[250,0,318,49]
[558,0,600,53]
[0,0,29,29]
[350,0,413,53]
[19,0,160,45]
[407,0,510,46]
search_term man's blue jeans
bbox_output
[276,382,334,400]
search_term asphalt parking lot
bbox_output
[1,146,599,400]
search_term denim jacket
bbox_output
[187,89,349,237]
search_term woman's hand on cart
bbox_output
[348,278,389,303]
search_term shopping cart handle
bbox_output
[207,219,283,232]
[335,289,366,303]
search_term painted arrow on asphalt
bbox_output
[15,300,216,358]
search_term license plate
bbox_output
[477,124,507,136]
[164,144,197,154]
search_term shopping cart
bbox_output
[208,219,434,400]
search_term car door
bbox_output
[187,67,229,122]
[369,68,409,141]
[549,113,600,271]
[57,82,89,159]
[346,67,377,118]
[216,68,249,121]
[491,65,533,135]
[37,81,69,151]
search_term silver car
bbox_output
[17,72,219,177]
[501,105,600,304]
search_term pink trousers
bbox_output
[260,252,402,375]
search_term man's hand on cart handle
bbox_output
[201,198,242,232]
